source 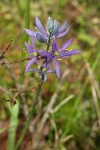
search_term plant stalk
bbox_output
[15,83,42,150]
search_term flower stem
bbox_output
[47,36,51,51]
[15,82,42,150]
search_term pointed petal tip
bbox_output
[24,42,28,47]
[35,16,47,36]
[35,16,39,19]
[35,16,39,22]
[23,28,29,32]
[25,67,29,72]
[60,49,82,57]
[54,57,60,79]
[60,38,74,51]
[23,28,26,31]
[58,21,68,33]
[56,26,70,38]
[57,74,60,79]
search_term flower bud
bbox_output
[51,20,59,36]
[46,17,54,34]
[36,33,47,43]
[46,17,59,37]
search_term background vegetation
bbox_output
[0,0,100,150]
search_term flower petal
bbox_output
[52,42,58,52]
[38,50,53,60]
[38,49,45,54]
[59,50,81,57]
[25,42,35,53]
[25,57,38,72]
[23,28,37,37]
[27,69,38,72]
[43,51,53,60]
[60,39,74,51]
[30,36,36,49]
[54,56,60,79]
[58,21,67,33]
[56,26,70,38]
[47,70,55,73]
[36,33,47,43]
[35,17,47,36]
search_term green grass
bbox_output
[0,0,100,149]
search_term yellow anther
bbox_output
[69,49,72,51]
[64,60,68,64]
[38,65,41,69]
[65,48,72,51]
[33,52,37,56]
[57,58,62,61]
[42,67,46,72]
[54,51,59,56]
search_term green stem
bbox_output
[15,83,42,150]
[47,36,51,51]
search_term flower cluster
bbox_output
[24,17,81,82]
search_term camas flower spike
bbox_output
[24,16,70,44]
[24,17,81,82]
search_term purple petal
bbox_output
[23,28,37,37]
[41,60,51,70]
[35,17,47,36]
[59,50,81,57]
[38,50,53,60]
[52,42,58,52]
[30,36,36,49]
[47,70,55,73]
[60,39,74,51]
[56,27,70,38]
[58,21,67,33]
[38,50,45,54]
[25,42,35,53]
[43,51,53,60]
[25,57,38,72]
[28,69,40,73]
[54,56,60,79]
[36,33,47,43]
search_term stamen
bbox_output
[64,60,68,64]
[57,58,62,61]
[54,51,59,56]
[35,27,39,32]
[46,30,50,35]
[65,48,72,51]
[33,52,37,56]
[38,65,41,69]
[42,67,46,72]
